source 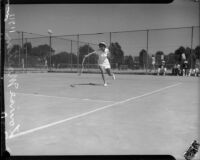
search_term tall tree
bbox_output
[31,44,55,58]
[195,45,200,59]
[78,44,97,65]
[109,42,124,67]
[23,42,32,56]
[185,47,191,60]
[124,55,134,69]
[7,44,21,66]
[190,49,196,69]
[166,53,175,65]
[155,51,164,65]
[174,46,186,63]
[139,49,148,69]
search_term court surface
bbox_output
[4,72,200,159]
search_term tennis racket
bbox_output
[78,57,86,76]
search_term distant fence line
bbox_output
[4,26,200,74]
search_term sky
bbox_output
[6,0,200,56]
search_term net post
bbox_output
[109,32,112,47]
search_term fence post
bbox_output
[146,29,149,74]
[70,40,72,71]
[21,31,24,69]
[109,32,112,47]
[49,33,52,71]
[190,26,194,69]
[77,34,79,72]
[25,38,27,72]
[87,43,90,72]
[17,31,21,67]
[66,40,68,70]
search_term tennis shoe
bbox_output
[104,83,108,87]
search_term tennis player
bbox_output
[84,42,115,86]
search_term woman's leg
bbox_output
[99,66,106,85]
[106,68,115,80]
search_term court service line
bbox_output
[14,92,114,103]
[7,82,182,140]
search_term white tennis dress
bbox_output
[96,48,111,69]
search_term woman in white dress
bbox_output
[84,42,115,86]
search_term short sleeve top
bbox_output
[96,48,110,65]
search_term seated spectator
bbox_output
[194,67,199,77]
[172,64,178,76]
[194,60,200,77]
[157,61,167,76]
[182,60,190,76]
[176,64,182,76]
[189,64,200,77]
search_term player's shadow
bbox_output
[73,83,103,86]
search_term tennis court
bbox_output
[4,72,200,159]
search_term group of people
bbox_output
[151,53,200,76]
[172,61,199,77]
[172,52,199,76]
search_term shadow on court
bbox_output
[70,82,106,87]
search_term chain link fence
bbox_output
[4,26,200,75]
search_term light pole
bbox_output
[48,29,52,71]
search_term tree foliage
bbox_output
[31,44,55,58]
[78,44,97,64]
[155,51,164,64]
[109,42,124,65]
[124,55,134,69]
[5,39,200,70]
[174,46,186,63]
[139,49,148,69]
[195,46,200,59]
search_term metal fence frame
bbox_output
[4,26,200,74]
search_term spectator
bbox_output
[182,60,190,76]
[150,55,156,73]
[157,60,167,76]
[45,59,48,69]
[194,60,200,77]
[176,64,182,76]
[181,52,186,63]
[189,61,200,77]
[172,64,179,76]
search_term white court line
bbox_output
[7,83,182,140]
[14,92,114,103]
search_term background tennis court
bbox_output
[4,73,200,159]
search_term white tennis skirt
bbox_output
[98,59,111,69]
